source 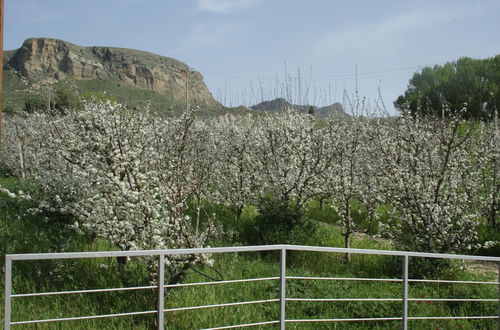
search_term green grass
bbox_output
[1,177,498,329]
[4,247,496,329]
[2,71,34,113]
[3,70,252,118]
[75,79,185,116]
[304,199,398,236]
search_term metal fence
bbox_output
[3,244,500,329]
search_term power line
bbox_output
[314,66,422,79]
[202,65,424,81]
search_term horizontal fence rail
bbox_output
[4,244,500,329]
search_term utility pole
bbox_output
[182,68,189,112]
[0,0,4,160]
[185,68,189,112]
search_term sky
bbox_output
[6,0,500,114]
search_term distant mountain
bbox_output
[315,103,350,119]
[251,98,348,119]
[3,38,222,113]
[251,98,299,112]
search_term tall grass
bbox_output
[4,250,497,329]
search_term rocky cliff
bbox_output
[5,38,220,108]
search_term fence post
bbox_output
[4,256,11,330]
[279,248,286,330]
[402,255,409,330]
[157,254,165,330]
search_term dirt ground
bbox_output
[465,260,499,278]
[350,230,499,279]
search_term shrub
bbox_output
[241,196,316,245]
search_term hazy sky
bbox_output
[6,0,500,113]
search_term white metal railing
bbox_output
[3,244,500,329]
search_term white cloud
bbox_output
[197,0,263,14]
[311,3,485,58]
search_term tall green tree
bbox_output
[395,55,499,119]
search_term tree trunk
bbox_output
[235,204,244,226]
[195,197,201,236]
[151,255,197,329]
[343,199,352,263]
[343,232,351,263]
[116,256,129,286]
[489,201,497,227]
[17,140,25,179]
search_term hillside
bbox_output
[251,97,349,119]
[3,38,223,114]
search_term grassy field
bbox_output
[2,70,254,118]
[1,177,498,329]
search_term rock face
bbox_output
[6,38,220,108]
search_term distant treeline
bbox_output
[395,55,499,120]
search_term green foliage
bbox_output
[0,178,85,256]
[305,199,396,236]
[54,83,82,110]
[3,104,17,115]
[18,81,82,113]
[241,196,317,245]
[476,223,500,256]
[23,96,47,113]
[304,199,339,224]
[0,163,14,177]
[395,55,500,119]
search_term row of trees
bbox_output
[2,102,499,272]
[395,55,499,120]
